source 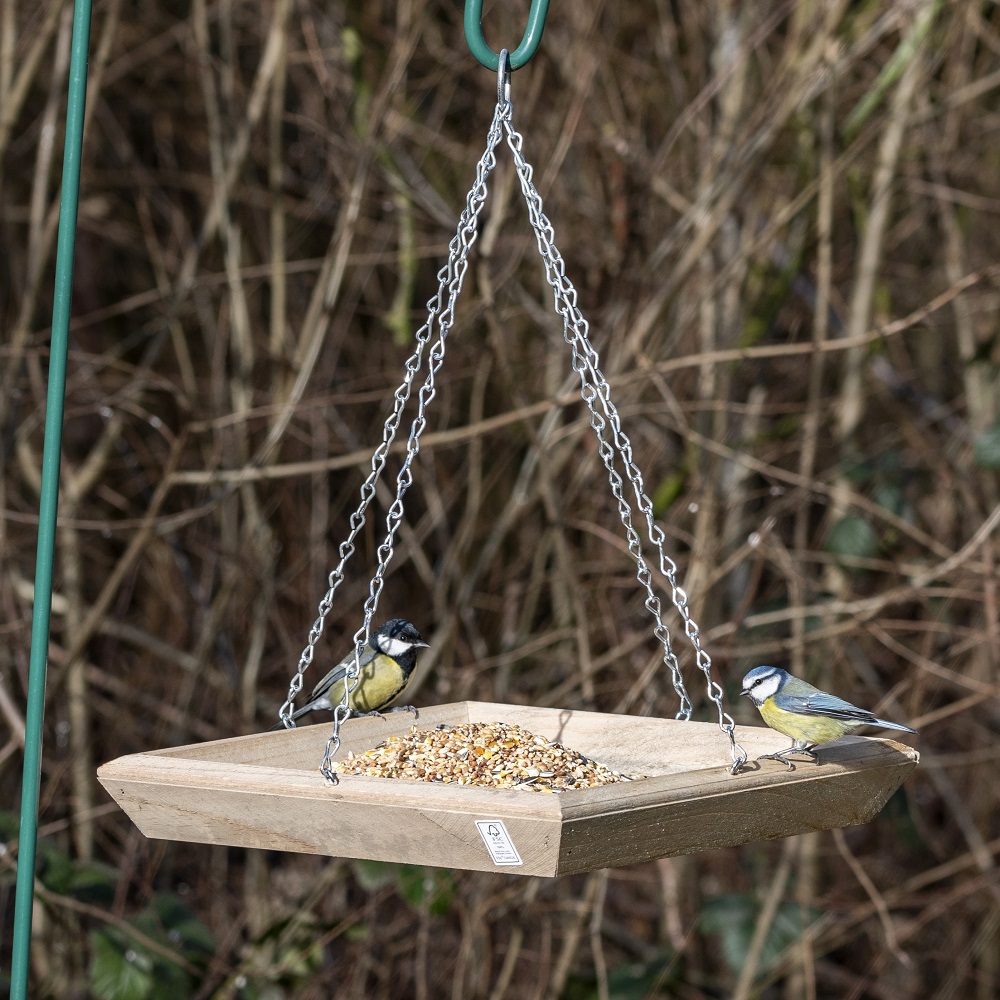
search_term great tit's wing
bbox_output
[776,690,877,723]
[309,642,378,700]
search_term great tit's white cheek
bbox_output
[381,636,413,658]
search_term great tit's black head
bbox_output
[372,619,429,667]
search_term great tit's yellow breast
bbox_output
[331,654,407,713]
[758,697,853,745]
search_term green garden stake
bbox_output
[464,0,550,70]
[9,1,93,997]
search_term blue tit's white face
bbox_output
[741,667,784,706]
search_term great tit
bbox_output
[741,665,916,770]
[271,618,428,730]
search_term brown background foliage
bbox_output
[2,0,999,997]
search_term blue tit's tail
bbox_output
[871,717,917,734]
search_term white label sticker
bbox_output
[475,819,523,866]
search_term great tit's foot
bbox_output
[352,709,388,721]
[387,705,417,717]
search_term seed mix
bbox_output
[331,720,642,792]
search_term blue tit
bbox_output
[741,665,916,770]
[270,618,428,730]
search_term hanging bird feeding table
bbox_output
[98,703,915,877]
[98,12,918,875]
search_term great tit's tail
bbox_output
[872,717,917,734]
[267,702,313,731]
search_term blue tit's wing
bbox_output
[775,689,877,724]
[309,641,378,700]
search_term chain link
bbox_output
[495,60,746,773]
[275,97,509,776]
[290,49,747,779]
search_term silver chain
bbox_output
[495,56,745,773]
[277,95,509,777]
[287,50,747,778]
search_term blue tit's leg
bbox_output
[757,744,819,771]
[757,746,798,771]
[386,705,418,717]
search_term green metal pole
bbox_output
[9,1,93,996]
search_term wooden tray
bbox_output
[98,701,918,876]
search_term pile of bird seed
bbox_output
[331,720,642,792]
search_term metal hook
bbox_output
[497,48,511,106]
[465,0,550,71]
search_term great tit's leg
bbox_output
[350,709,388,721]
[350,705,417,721]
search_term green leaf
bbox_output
[652,470,686,517]
[36,839,75,895]
[701,894,819,976]
[146,956,191,1000]
[872,484,906,519]
[0,809,19,842]
[974,422,1000,469]
[89,930,154,1000]
[68,860,119,906]
[89,896,208,1000]
[605,952,679,998]
[397,866,455,915]
[351,859,398,891]
[824,515,878,561]
[562,952,679,1000]
[150,894,216,960]
[231,977,286,1000]
[842,0,941,140]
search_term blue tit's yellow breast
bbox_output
[336,654,408,713]
[758,697,853,745]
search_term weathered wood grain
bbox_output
[98,702,919,875]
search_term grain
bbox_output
[330,721,643,792]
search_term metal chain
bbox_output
[496,55,747,773]
[276,99,508,776]
[289,49,747,778]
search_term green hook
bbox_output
[464,0,550,71]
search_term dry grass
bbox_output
[3,0,1000,996]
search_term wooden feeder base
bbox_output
[98,701,918,876]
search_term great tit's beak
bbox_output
[415,639,430,648]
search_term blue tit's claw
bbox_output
[757,746,819,771]
[757,751,796,772]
